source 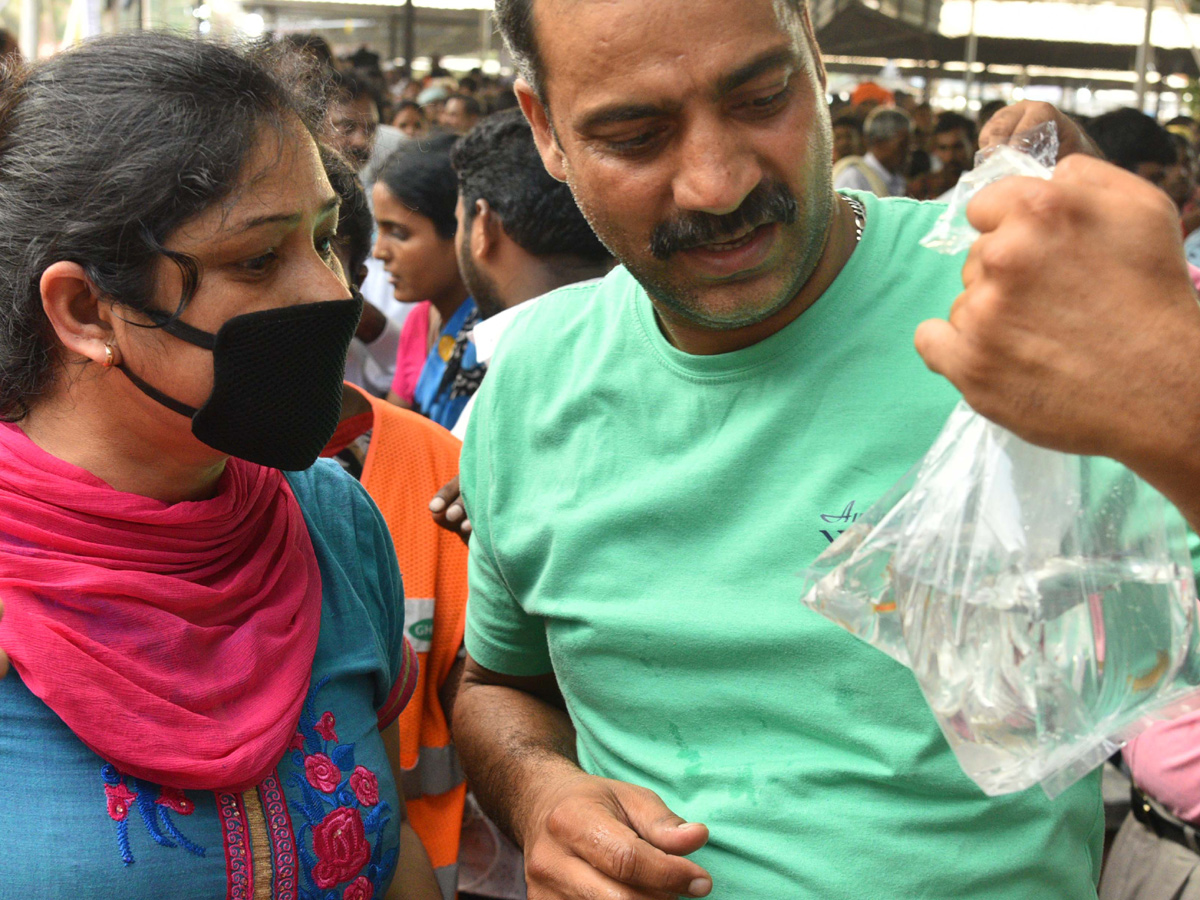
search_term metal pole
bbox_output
[388,12,398,63]
[1135,0,1154,111]
[964,0,978,109]
[479,8,491,61]
[19,0,37,59]
[403,0,415,75]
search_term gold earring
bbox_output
[102,344,115,368]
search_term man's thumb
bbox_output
[615,783,709,856]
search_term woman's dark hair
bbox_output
[0,32,325,421]
[321,148,374,286]
[375,132,460,240]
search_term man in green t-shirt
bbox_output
[452,0,1200,897]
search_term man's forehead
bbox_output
[535,0,808,106]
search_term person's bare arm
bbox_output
[381,719,444,900]
[915,154,1200,531]
[453,654,713,899]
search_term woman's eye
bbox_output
[316,235,336,258]
[242,250,278,273]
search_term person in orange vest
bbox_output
[324,152,470,900]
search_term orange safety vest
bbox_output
[326,384,469,900]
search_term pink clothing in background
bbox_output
[1126,711,1200,825]
[1189,263,1200,293]
[392,300,433,404]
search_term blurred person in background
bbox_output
[441,94,483,136]
[1085,108,1177,192]
[850,80,892,116]
[978,99,1008,133]
[418,85,451,130]
[393,99,429,139]
[1165,132,1200,253]
[933,111,977,183]
[932,111,978,199]
[322,68,411,397]
[326,69,382,172]
[831,113,864,163]
[374,135,482,430]
[833,106,912,197]
[0,27,21,64]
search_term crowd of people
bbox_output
[1,1,1200,899]
[829,82,1200,254]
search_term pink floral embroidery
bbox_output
[305,753,341,793]
[315,711,339,742]
[289,731,306,752]
[348,767,379,807]
[343,876,374,900]
[156,785,194,815]
[311,807,371,889]
[105,782,137,821]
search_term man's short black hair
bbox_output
[1085,108,1176,172]
[495,0,803,98]
[934,111,976,142]
[451,108,609,263]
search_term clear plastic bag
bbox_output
[802,127,1200,798]
[919,121,1058,255]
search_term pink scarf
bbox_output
[0,423,322,791]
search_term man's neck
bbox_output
[501,258,611,311]
[653,193,860,356]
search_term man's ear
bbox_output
[471,199,503,262]
[39,261,115,367]
[515,78,569,183]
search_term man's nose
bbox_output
[671,115,762,215]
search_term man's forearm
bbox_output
[453,677,582,847]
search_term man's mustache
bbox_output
[649,180,798,260]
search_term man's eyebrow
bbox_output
[715,47,799,96]
[577,102,678,135]
[230,194,340,234]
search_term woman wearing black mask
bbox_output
[0,33,440,900]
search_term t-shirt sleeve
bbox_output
[458,374,554,677]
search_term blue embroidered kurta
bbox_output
[0,460,411,900]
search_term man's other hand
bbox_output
[978,100,1101,161]
[915,154,1199,472]
[429,475,471,544]
[524,772,712,900]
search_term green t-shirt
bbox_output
[459,190,1104,899]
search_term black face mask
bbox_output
[119,294,364,471]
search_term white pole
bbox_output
[964,0,978,109]
[1135,0,1154,112]
[19,0,38,59]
